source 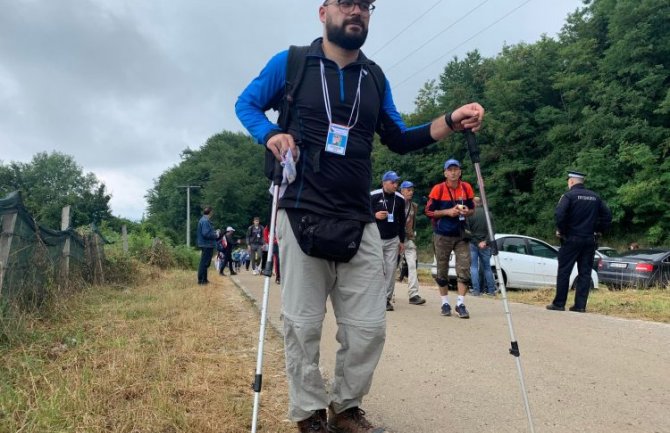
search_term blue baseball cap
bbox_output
[444,159,461,169]
[382,171,400,182]
[400,181,414,189]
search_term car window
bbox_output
[528,240,557,259]
[500,237,527,255]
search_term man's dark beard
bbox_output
[326,18,368,50]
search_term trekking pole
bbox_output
[463,130,536,433]
[251,158,283,433]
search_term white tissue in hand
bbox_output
[282,148,297,184]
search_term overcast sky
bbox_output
[1,0,584,221]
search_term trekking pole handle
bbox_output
[464,129,481,164]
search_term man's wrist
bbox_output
[444,112,455,131]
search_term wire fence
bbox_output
[0,191,107,309]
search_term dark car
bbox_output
[598,248,670,289]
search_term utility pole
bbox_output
[177,185,201,247]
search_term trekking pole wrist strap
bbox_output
[444,112,455,131]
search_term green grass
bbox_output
[0,270,292,433]
[496,287,670,322]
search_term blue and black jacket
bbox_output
[235,38,436,222]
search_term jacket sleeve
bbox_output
[397,196,406,243]
[202,220,218,240]
[555,194,570,234]
[376,77,436,154]
[235,50,288,144]
[424,185,440,219]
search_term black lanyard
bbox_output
[445,182,465,206]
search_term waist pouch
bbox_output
[460,224,472,241]
[287,210,365,262]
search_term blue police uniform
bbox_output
[550,172,612,311]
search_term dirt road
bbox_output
[232,271,670,433]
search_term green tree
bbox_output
[0,152,112,229]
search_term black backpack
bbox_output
[264,45,386,180]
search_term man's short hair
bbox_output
[203,206,213,215]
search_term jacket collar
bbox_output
[308,37,377,67]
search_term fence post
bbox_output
[61,206,71,280]
[0,212,19,302]
[96,233,105,284]
[122,225,128,254]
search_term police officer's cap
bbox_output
[567,170,586,180]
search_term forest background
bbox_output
[2,0,669,251]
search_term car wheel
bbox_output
[491,267,506,290]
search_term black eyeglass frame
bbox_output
[322,0,376,14]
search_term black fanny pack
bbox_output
[288,210,365,262]
[460,223,472,241]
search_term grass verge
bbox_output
[0,269,293,433]
[504,286,670,323]
[416,269,670,323]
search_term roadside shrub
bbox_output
[147,238,175,269]
[104,250,143,286]
[173,245,199,270]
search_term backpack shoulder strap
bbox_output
[366,62,386,103]
[277,45,311,131]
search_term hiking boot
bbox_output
[297,409,327,432]
[455,304,470,319]
[328,406,384,433]
[409,295,426,305]
[386,300,394,311]
[440,303,451,316]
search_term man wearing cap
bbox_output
[246,217,265,275]
[223,226,237,276]
[399,180,427,305]
[371,171,406,311]
[425,159,475,318]
[467,196,497,296]
[196,206,218,285]
[235,1,485,430]
[547,171,611,313]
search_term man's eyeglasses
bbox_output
[324,0,376,15]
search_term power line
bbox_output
[384,0,492,73]
[392,0,533,90]
[370,0,444,57]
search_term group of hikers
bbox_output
[196,212,281,285]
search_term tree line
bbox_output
[3,0,668,249]
[147,0,669,248]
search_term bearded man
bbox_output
[236,1,485,431]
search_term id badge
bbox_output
[325,123,349,156]
[387,214,394,222]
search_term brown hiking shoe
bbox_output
[328,406,385,433]
[297,409,327,432]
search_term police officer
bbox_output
[547,171,612,313]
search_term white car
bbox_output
[431,234,599,290]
